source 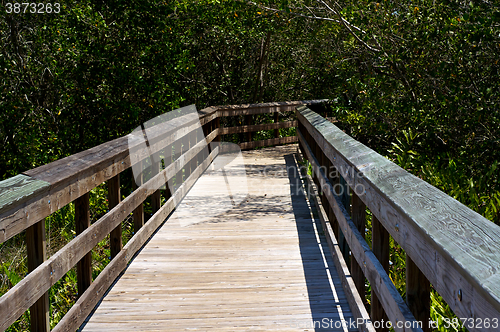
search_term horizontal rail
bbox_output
[52,146,219,332]
[220,120,296,135]
[1,100,326,332]
[0,132,212,331]
[0,112,205,243]
[239,136,298,150]
[297,105,500,330]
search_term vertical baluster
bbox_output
[245,114,252,143]
[215,116,221,142]
[174,137,183,191]
[163,144,173,202]
[108,174,121,259]
[75,192,92,297]
[338,175,350,264]
[351,192,366,303]
[26,220,49,332]
[371,215,390,332]
[151,153,161,214]
[274,111,279,138]
[133,160,144,233]
[326,155,339,239]
[407,256,431,332]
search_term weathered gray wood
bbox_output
[26,220,49,332]
[0,137,209,332]
[51,147,219,332]
[297,106,500,325]
[351,192,366,303]
[406,256,430,332]
[220,120,297,135]
[296,148,375,332]
[0,175,50,215]
[298,130,422,332]
[0,113,200,243]
[239,136,297,150]
[372,215,390,332]
[108,175,122,259]
[75,193,92,297]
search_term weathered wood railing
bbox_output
[296,105,500,332]
[0,100,324,332]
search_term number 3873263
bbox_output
[6,3,60,14]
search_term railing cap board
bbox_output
[0,175,50,215]
[297,105,500,315]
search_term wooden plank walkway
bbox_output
[81,145,357,331]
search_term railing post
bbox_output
[274,111,279,138]
[371,215,390,332]
[75,192,92,297]
[163,146,173,203]
[215,116,221,142]
[151,153,161,214]
[108,174,121,259]
[26,220,50,332]
[174,137,184,191]
[133,160,144,233]
[245,114,252,143]
[407,256,431,332]
[351,192,366,306]
[337,175,350,264]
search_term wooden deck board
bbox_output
[81,145,356,331]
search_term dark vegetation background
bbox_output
[0,0,499,330]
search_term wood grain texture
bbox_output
[239,136,298,150]
[0,175,50,215]
[297,106,500,326]
[220,120,297,135]
[80,145,356,332]
[298,130,422,332]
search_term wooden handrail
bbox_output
[297,105,500,331]
[0,100,325,332]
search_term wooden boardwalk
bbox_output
[81,145,356,331]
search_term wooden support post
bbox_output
[215,116,221,142]
[132,161,144,233]
[338,175,350,264]
[75,192,92,297]
[175,137,184,191]
[151,153,161,214]
[371,215,390,332]
[184,135,191,179]
[245,114,252,143]
[407,256,431,332]
[351,192,366,303]
[274,112,279,138]
[26,221,50,332]
[108,174,122,260]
